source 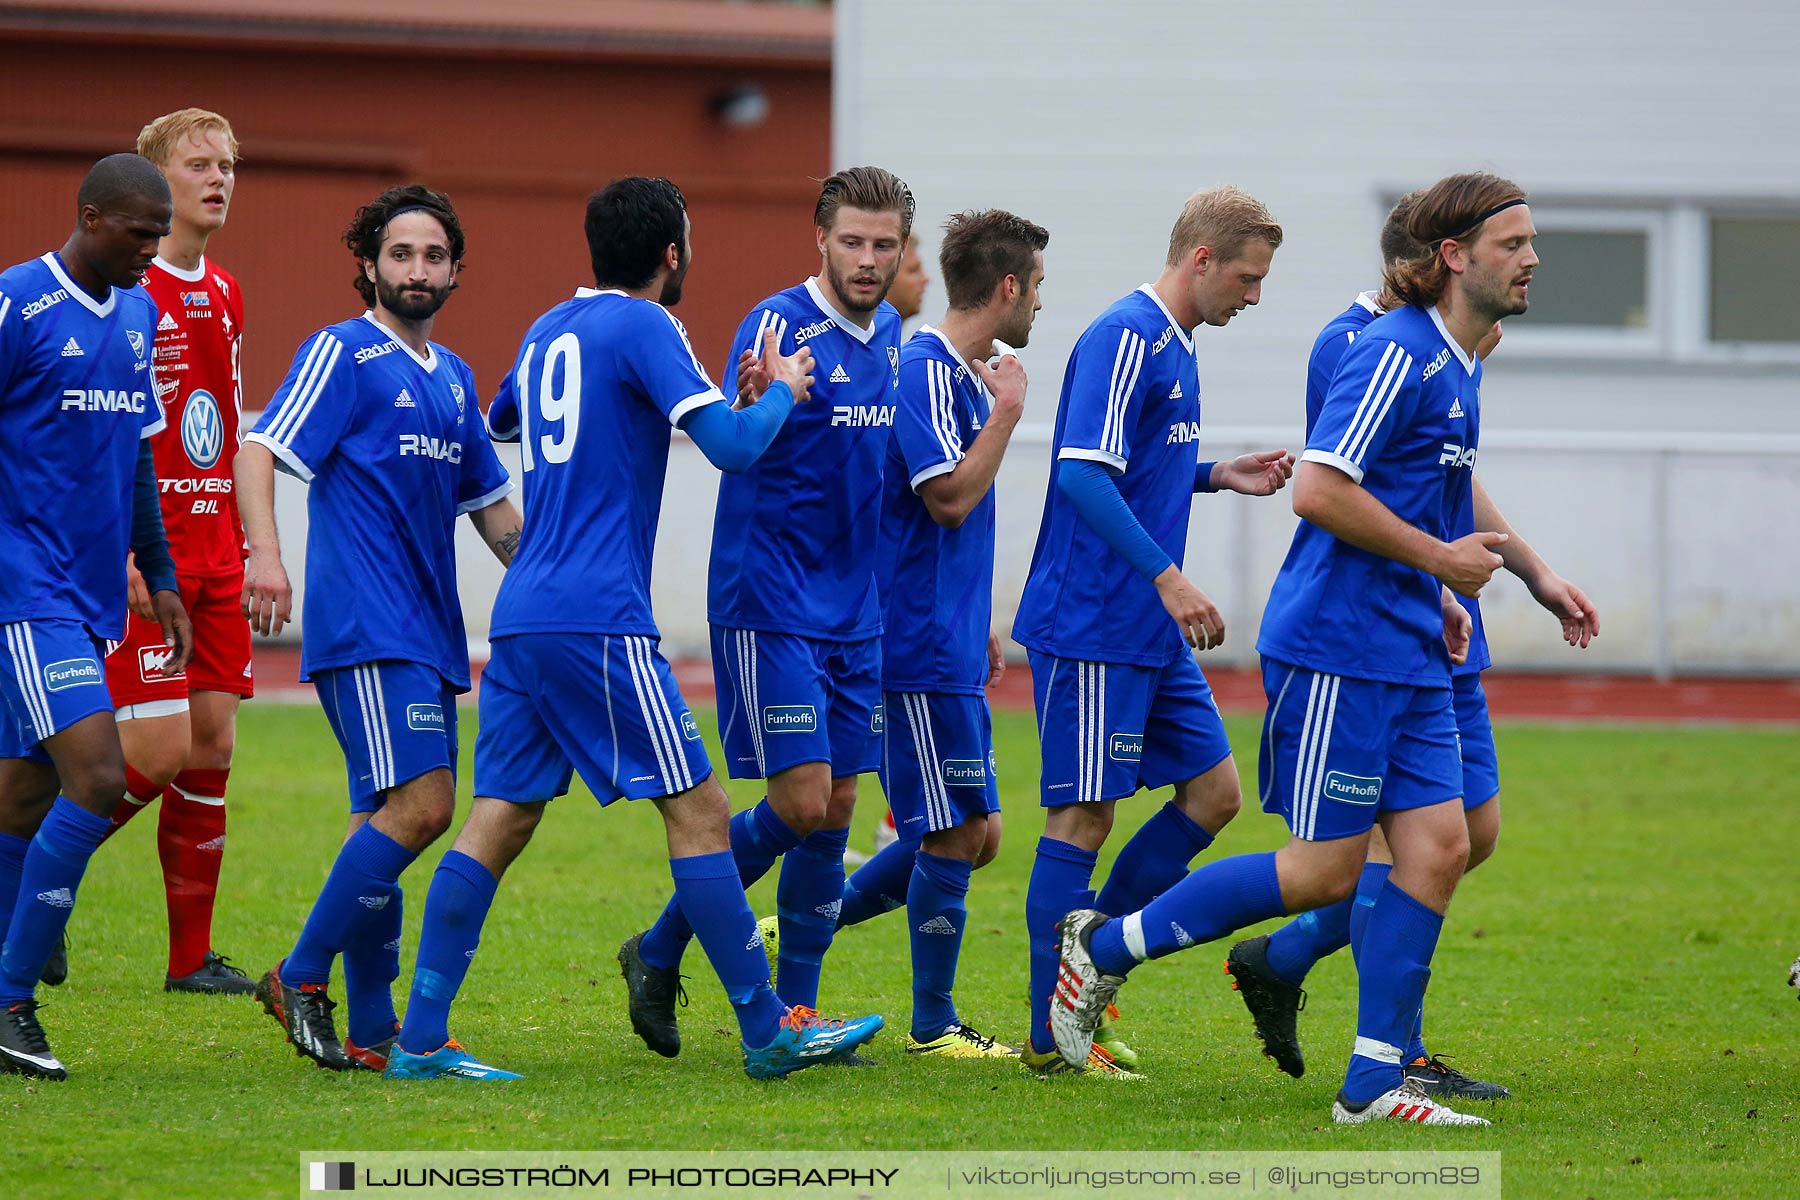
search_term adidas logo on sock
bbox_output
[394,388,415,408]
[828,364,851,384]
[196,835,226,851]
[157,311,179,332]
[357,895,391,910]
[464,949,477,959]
[60,337,83,358]
[746,929,765,950]
[36,887,75,908]
[384,939,403,952]
[1170,921,1194,947]
[814,899,843,920]
[1449,397,1464,418]
[917,915,958,935]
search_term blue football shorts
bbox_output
[879,690,1001,836]
[710,626,881,780]
[314,659,459,812]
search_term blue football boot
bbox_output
[742,1005,884,1080]
[383,1039,522,1081]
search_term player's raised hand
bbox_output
[151,589,194,675]
[971,352,1027,425]
[1442,592,1472,666]
[1435,531,1507,598]
[1216,449,1296,496]
[1154,566,1225,651]
[1528,571,1600,648]
[242,549,293,637]
[735,335,772,405]
[765,335,815,404]
[125,552,154,621]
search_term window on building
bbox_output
[1709,216,1800,345]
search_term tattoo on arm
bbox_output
[493,528,521,563]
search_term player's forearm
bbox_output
[1292,460,1448,577]
[233,440,282,555]
[920,410,1020,528]
[1472,474,1551,587]
[683,383,796,473]
[469,497,524,566]
[1057,458,1174,582]
[130,442,179,595]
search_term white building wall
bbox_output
[268,0,1800,678]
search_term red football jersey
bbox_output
[143,256,246,578]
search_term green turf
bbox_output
[4,706,1796,1198]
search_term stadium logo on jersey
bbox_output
[829,404,894,428]
[763,705,818,734]
[793,318,835,345]
[1108,732,1144,762]
[180,291,210,309]
[1437,443,1477,470]
[137,645,186,683]
[181,389,224,469]
[62,388,146,413]
[126,330,146,359]
[406,703,446,732]
[20,289,68,320]
[1420,347,1452,382]
[42,658,102,692]
[1322,771,1382,806]
[60,337,83,358]
[941,759,987,786]
[1448,397,1465,418]
[829,364,852,384]
[355,340,398,364]
[157,310,179,332]
[1152,326,1176,355]
[681,710,701,741]
[398,433,463,463]
[394,388,416,408]
[870,704,884,734]
[1166,421,1202,444]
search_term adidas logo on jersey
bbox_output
[37,887,74,909]
[357,894,391,910]
[1168,380,1184,399]
[917,916,958,936]
[60,337,83,357]
[828,364,851,384]
[1170,921,1194,947]
[1448,397,1465,418]
[157,311,179,332]
[394,388,416,408]
[196,835,226,852]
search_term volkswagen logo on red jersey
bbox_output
[181,389,224,469]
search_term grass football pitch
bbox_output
[4,704,1797,1198]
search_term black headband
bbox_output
[1447,197,1527,239]
[382,203,439,229]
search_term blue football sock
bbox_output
[1406,1006,1428,1063]
[397,852,496,1054]
[342,882,403,1049]
[1090,850,1285,977]
[1093,800,1214,916]
[670,850,784,1048]
[0,832,28,955]
[285,823,417,986]
[0,798,110,1004]
[775,825,849,1009]
[1025,836,1098,1054]
[1347,862,1393,967]
[838,836,919,928]
[1342,880,1444,1104]
[1265,897,1354,986]
[908,851,972,1040]
[640,799,799,971]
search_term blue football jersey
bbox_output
[487,288,725,638]
[708,279,902,641]
[246,312,512,689]
[878,326,995,694]
[1259,303,1481,687]
[1014,286,1205,668]
[0,253,165,639]
[1305,293,1489,676]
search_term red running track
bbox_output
[247,646,1800,725]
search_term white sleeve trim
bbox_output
[457,477,517,515]
[668,388,726,427]
[139,415,167,439]
[1300,448,1365,484]
[1059,445,1128,473]
[909,458,959,492]
[245,431,315,483]
[487,410,521,440]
